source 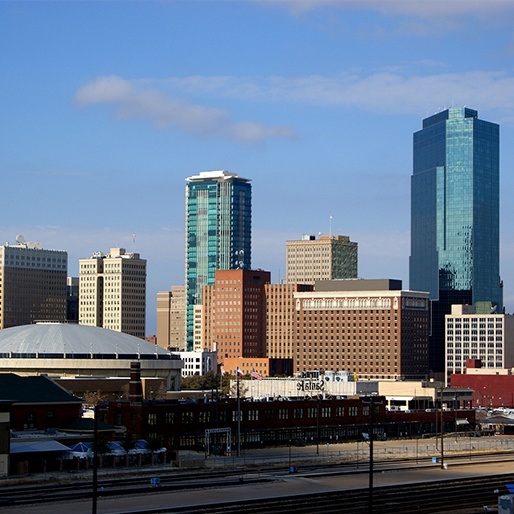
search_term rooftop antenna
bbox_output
[329,212,333,236]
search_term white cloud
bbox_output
[76,70,514,131]
[74,75,297,142]
[271,0,514,17]
[160,70,514,119]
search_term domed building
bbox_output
[0,323,182,394]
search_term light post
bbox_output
[435,393,439,450]
[363,395,383,514]
[92,401,109,513]
[316,399,320,456]
[236,370,241,457]
[92,403,100,514]
[439,387,445,470]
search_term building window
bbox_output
[25,412,36,429]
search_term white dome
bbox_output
[0,323,170,359]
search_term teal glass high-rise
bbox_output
[410,108,503,372]
[185,170,252,349]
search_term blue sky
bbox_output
[3,1,514,334]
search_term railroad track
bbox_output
[116,474,514,514]
[0,469,272,507]
[1,451,514,510]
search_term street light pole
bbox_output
[369,397,375,513]
[363,395,383,514]
[92,403,98,514]
[440,387,445,470]
[236,370,241,457]
[316,399,320,456]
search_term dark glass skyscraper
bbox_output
[185,170,252,350]
[410,107,502,373]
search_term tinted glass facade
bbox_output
[185,171,251,349]
[410,108,502,372]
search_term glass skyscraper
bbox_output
[410,107,503,372]
[185,170,252,349]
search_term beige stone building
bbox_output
[294,279,430,380]
[79,248,146,338]
[156,286,186,350]
[0,239,67,329]
[286,234,358,284]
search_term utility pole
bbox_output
[362,395,384,514]
[440,387,445,470]
[237,369,241,457]
[369,396,375,513]
[363,395,383,514]
[92,403,98,514]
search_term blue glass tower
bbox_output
[185,170,252,349]
[410,108,502,372]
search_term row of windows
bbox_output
[146,405,365,425]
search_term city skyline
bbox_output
[3,2,514,333]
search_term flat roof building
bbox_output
[79,248,146,338]
[265,283,313,361]
[0,237,67,329]
[156,286,186,351]
[286,234,357,285]
[294,279,430,379]
[175,350,217,377]
[445,303,514,385]
[207,269,270,361]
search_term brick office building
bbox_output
[294,280,430,379]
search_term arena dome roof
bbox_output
[0,323,173,360]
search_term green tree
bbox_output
[180,371,222,391]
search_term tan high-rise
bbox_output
[79,248,146,338]
[265,283,313,360]
[156,286,186,350]
[286,234,358,284]
[0,240,67,328]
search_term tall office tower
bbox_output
[265,283,313,360]
[207,269,270,360]
[286,234,358,285]
[79,248,146,338]
[185,170,252,349]
[410,107,503,374]
[156,286,186,351]
[0,237,67,328]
